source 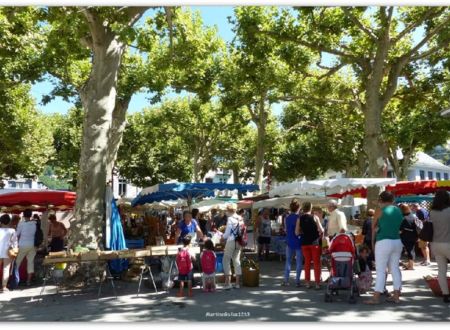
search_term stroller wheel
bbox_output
[325,293,332,303]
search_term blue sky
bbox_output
[31,6,238,116]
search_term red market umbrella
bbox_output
[0,189,76,211]
[386,180,438,196]
[328,187,368,199]
[328,180,450,199]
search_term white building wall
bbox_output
[112,174,142,199]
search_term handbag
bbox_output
[8,247,19,259]
[418,220,433,242]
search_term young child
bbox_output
[356,246,373,294]
[176,235,195,297]
[200,239,217,292]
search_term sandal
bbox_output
[386,290,400,304]
[363,293,381,305]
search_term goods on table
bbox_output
[144,215,162,246]
[44,246,201,264]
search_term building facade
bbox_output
[1,178,47,190]
[323,151,450,181]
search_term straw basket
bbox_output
[242,258,260,287]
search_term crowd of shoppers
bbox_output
[0,209,68,292]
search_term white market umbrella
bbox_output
[191,199,235,213]
[269,179,306,198]
[270,178,396,198]
[302,178,396,195]
[253,195,332,210]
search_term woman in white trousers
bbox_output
[364,191,404,305]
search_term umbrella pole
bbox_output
[188,196,192,211]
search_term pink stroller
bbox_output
[324,233,358,304]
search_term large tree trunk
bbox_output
[192,145,201,183]
[254,98,267,191]
[363,98,388,210]
[363,12,392,210]
[232,165,243,199]
[399,151,413,181]
[105,99,130,180]
[71,23,126,250]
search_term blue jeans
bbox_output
[284,246,303,283]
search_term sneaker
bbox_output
[296,282,301,288]
[305,283,311,289]
[281,282,289,287]
[421,261,431,266]
[315,284,321,290]
[223,284,232,290]
[233,284,241,289]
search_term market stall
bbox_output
[0,189,76,284]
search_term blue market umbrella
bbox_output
[108,198,128,274]
[131,182,260,207]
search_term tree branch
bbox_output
[81,7,106,44]
[164,7,174,50]
[280,95,351,105]
[392,7,445,45]
[285,122,317,133]
[258,28,360,60]
[401,12,450,60]
[387,6,394,23]
[126,6,149,27]
[317,62,347,79]
[342,7,377,42]
[247,103,259,123]
[410,43,450,61]
[381,57,408,109]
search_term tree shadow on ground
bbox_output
[0,261,448,322]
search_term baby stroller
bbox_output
[324,233,359,304]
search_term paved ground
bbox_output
[0,257,449,322]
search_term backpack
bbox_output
[232,223,248,247]
[400,218,418,241]
[414,217,423,235]
[201,250,216,274]
[176,248,192,275]
[34,221,44,247]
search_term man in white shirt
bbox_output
[16,209,37,286]
[327,200,347,238]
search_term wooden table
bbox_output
[40,245,201,299]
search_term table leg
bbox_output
[97,262,105,301]
[148,265,158,294]
[137,266,146,297]
[106,264,118,299]
[39,265,48,300]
